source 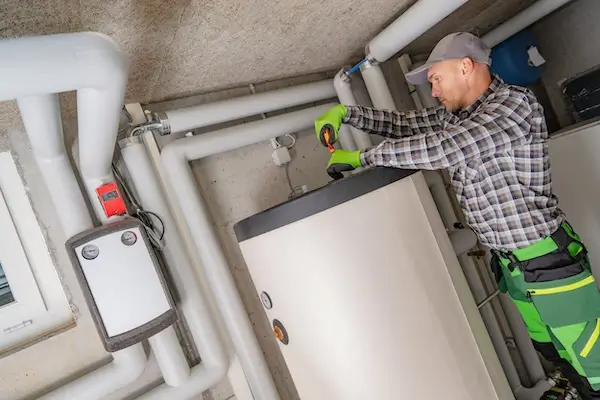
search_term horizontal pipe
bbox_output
[147,327,190,387]
[39,345,147,400]
[333,70,371,149]
[0,33,128,101]
[165,80,336,134]
[120,139,229,399]
[367,0,468,62]
[166,104,335,161]
[483,0,574,48]
[161,105,337,400]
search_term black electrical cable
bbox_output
[112,163,165,248]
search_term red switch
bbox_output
[96,182,127,218]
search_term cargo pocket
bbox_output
[574,319,600,390]
[527,270,600,327]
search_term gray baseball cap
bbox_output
[405,32,492,85]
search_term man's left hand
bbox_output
[327,150,362,179]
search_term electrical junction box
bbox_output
[66,218,176,352]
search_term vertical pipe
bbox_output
[500,290,547,383]
[16,94,92,237]
[360,60,396,110]
[459,254,523,392]
[147,327,190,387]
[397,54,425,109]
[333,70,372,149]
[423,171,460,229]
[162,150,279,400]
[120,138,230,398]
[77,87,126,223]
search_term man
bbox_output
[314,32,600,399]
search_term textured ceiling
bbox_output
[1,0,541,104]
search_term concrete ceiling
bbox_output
[1,0,539,104]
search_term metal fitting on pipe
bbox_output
[147,111,171,136]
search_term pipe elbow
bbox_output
[333,69,350,92]
[74,32,129,89]
[113,345,148,384]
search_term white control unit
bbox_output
[66,218,175,352]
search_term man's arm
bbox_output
[344,105,446,138]
[360,90,533,169]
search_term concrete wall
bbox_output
[532,0,600,128]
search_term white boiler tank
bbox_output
[235,168,512,400]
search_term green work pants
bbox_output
[496,223,600,399]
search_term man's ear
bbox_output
[461,57,475,77]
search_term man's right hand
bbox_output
[314,104,348,147]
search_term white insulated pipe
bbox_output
[161,104,335,400]
[16,92,147,399]
[423,171,459,229]
[459,254,523,392]
[366,0,468,62]
[120,138,230,399]
[499,294,547,384]
[16,94,92,238]
[359,60,396,111]
[39,345,147,400]
[147,328,190,387]
[77,88,127,223]
[482,0,574,48]
[0,32,128,224]
[333,70,372,149]
[165,80,336,134]
[449,229,478,256]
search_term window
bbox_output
[0,152,72,353]
[0,263,14,307]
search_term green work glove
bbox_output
[314,104,348,147]
[327,150,362,180]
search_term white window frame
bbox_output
[0,152,72,353]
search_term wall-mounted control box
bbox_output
[66,218,176,352]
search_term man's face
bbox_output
[427,59,469,112]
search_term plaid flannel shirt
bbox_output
[344,78,564,251]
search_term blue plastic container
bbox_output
[490,29,542,86]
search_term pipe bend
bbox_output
[0,32,128,100]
